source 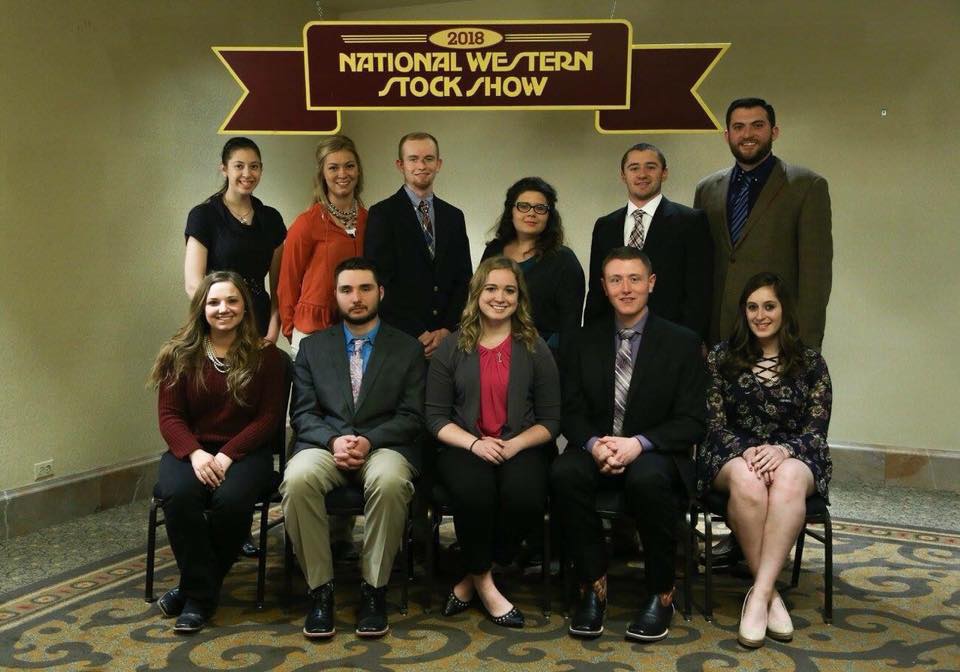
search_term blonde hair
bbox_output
[147,271,262,404]
[312,134,364,206]
[457,256,539,352]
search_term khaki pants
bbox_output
[281,447,415,589]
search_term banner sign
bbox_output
[215,21,727,135]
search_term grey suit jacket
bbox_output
[425,332,561,443]
[694,157,832,348]
[290,322,426,471]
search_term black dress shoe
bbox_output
[568,590,605,638]
[356,581,389,638]
[626,594,675,642]
[303,582,335,638]
[441,589,473,617]
[157,587,185,618]
[173,600,207,634]
[700,533,743,569]
[488,606,524,628]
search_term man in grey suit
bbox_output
[281,257,425,640]
[695,97,832,348]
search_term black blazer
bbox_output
[290,322,426,471]
[364,187,473,338]
[562,312,707,493]
[583,197,714,340]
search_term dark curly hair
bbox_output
[489,177,564,257]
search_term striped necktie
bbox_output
[417,200,436,258]
[612,328,638,436]
[728,174,751,244]
[627,209,646,249]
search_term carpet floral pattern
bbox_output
[1,518,957,671]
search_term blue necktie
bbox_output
[728,175,751,244]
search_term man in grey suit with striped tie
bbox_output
[281,257,425,640]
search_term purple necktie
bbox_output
[612,328,638,436]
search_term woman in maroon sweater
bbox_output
[149,270,287,633]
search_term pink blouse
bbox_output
[476,336,512,438]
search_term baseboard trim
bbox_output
[0,455,160,541]
[830,441,960,493]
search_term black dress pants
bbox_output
[436,445,549,575]
[550,448,684,595]
[157,448,272,609]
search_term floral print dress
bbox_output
[697,342,833,499]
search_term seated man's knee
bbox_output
[365,468,413,504]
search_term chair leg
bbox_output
[424,507,437,614]
[400,513,412,615]
[284,528,295,598]
[144,498,160,603]
[255,502,269,610]
[823,514,833,624]
[703,512,713,622]
[542,511,551,618]
[680,512,692,621]
[791,525,807,588]
[562,556,573,617]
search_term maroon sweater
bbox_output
[158,344,287,461]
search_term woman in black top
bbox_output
[184,137,286,341]
[481,177,585,361]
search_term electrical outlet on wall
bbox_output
[34,460,54,480]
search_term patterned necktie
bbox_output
[349,338,364,402]
[728,174,751,244]
[627,209,646,249]
[612,328,638,436]
[417,200,436,258]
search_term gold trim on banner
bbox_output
[594,42,730,135]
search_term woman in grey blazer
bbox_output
[426,256,561,628]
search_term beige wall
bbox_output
[1,0,957,491]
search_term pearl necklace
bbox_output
[204,337,231,373]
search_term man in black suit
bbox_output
[583,143,713,342]
[363,132,473,357]
[552,246,707,641]
[281,257,425,640]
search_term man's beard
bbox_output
[342,304,379,325]
[730,137,773,167]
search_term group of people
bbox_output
[149,97,834,650]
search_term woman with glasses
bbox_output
[278,134,367,355]
[481,177,585,361]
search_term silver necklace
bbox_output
[224,199,253,224]
[326,199,358,234]
[204,337,231,373]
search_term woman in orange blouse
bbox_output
[278,135,368,354]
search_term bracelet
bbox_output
[468,438,480,453]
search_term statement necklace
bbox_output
[204,337,231,373]
[326,199,359,236]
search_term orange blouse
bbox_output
[277,202,368,339]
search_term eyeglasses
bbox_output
[515,201,550,215]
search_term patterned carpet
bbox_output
[1,513,958,672]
